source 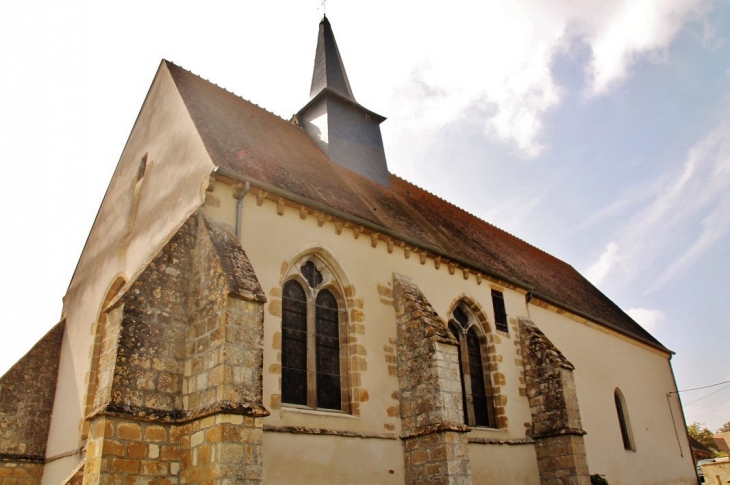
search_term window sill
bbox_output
[469,425,501,431]
[280,405,357,419]
[466,426,508,436]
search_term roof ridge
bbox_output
[163,59,293,124]
[389,173,564,264]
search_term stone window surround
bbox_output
[448,301,498,429]
[445,293,509,430]
[280,254,352,414]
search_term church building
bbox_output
[0,16,698,485]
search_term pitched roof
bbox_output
[164,60,667,352]
[690,436,715,454]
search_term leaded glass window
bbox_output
[449,303,497,428]
[282,280,307,406]
[315,290,341,409]
[467,328,489,426]
[280,257,347,412]
[614,389,635,451]
[449,322,469,424]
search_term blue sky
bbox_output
[0,0,728,431]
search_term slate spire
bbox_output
[297,17,391,187]
[310,16,355,101]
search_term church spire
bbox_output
[297,17,391,187]
[309,16,356,101]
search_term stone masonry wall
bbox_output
[179,414,263,484]
[519,317,589,485]
[0,461,44,485]
[183,216,266,414]
[0,321,64,480]
[393,273,471,485]
[701,460,730,485]
[83,211,268,484]
[102,217,195,419]
[83,415,180,484]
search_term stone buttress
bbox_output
[519,317,590,485]
[82,212,268,484]
[0,324,64,484]
[392,274,472,485]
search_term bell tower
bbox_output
[297,16,391,187]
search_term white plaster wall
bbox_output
[204,180,695,483]
[204,183,546,481]
[204,184,535,438]
[263,432,404,483]
[468,443,540,484]
[42,62,214,485]
[529,305,696,485]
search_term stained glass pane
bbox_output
[449,323,468,425]
[301,261,323,288]
[315,290,341,410]
[615,391,633,450]
[467,328,490,426]
[453,306,469,328]
[448,322,459,340]
[282,280,307,405]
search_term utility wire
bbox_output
[684,383,730,406]
[673,379,730,393]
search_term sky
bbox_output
[0,0,728,431]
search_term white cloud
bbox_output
[586,242,620,286]
[627,308,665,331]
[582,0,706,96]
[378,0,709,162]
[585,116,730,291]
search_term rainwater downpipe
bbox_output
[525,291,533,318]
[235,181,250,239]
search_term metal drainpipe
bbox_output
[235,181,250,238]
[525,291,533,318]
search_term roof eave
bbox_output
[214,165,671,355]
[297,88,386,123]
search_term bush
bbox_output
[591,474,609,485]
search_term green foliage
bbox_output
[590,474,609,485]
[719,421,730,433]
[688,422,720,452]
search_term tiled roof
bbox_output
[165,60,667,352]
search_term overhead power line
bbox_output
[684,384,730,406]
[674,379,730,393]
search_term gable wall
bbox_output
[42,62,214,485]
[202,178,695,484]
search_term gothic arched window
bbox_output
[614,388,635,450]
[448,304,496,428]
[282,259,347,411]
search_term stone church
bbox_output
[0,16,698,485]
